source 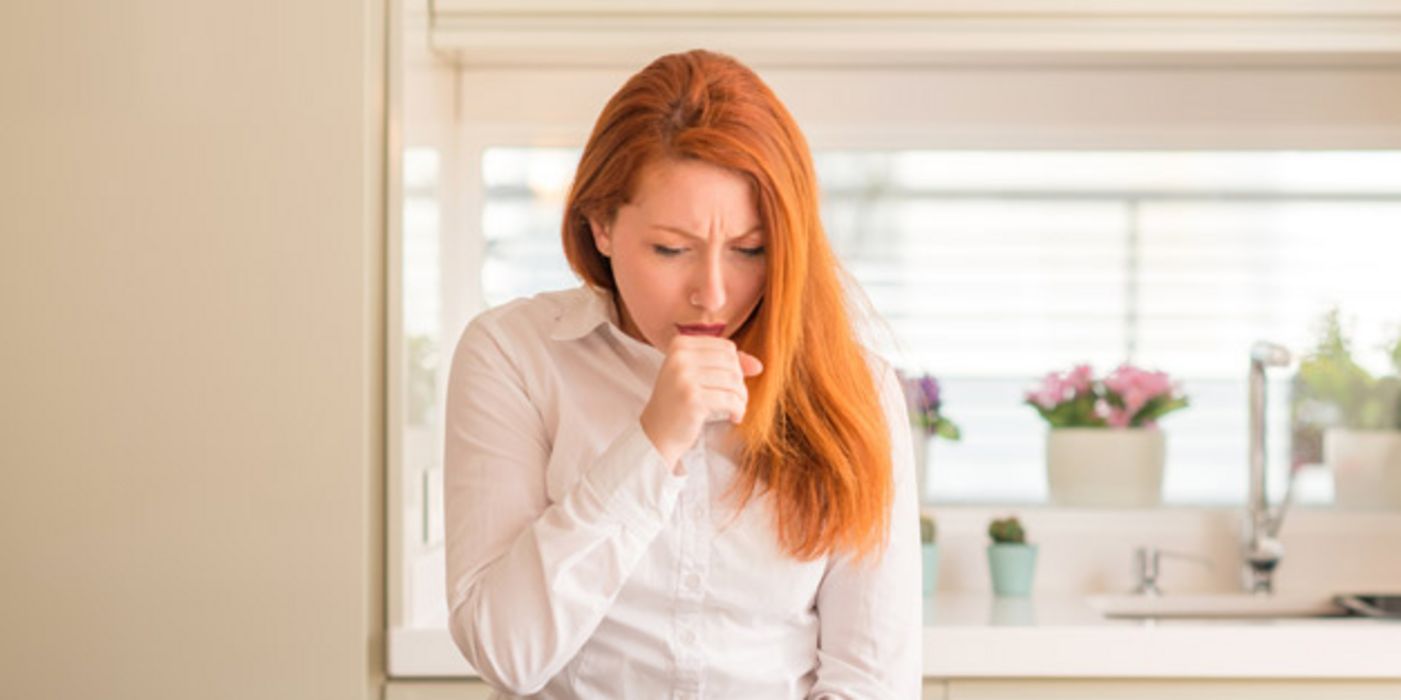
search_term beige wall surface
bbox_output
[0,1,387,698]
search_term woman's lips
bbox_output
[676,323,726,337]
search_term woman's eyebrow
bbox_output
[649,224,763,241]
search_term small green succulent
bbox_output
[920,514,937,544]
[988,516,1026,545]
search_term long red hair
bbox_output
[562,49,892,562]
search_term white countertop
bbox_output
[921,593,1401,679]
[389,594,1401,679]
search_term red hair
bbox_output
[562,50,892,561]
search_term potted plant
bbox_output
[987,516,1036,597]
[1291,307,1401,509]
[1025,363,1189,507]
[920,513,939,597]
[899,371,962,504]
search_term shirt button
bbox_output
[678,629,697,645]
[684,573,702,591]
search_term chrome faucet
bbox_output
[1133,546,1212,596]
[1243,341,1296,595]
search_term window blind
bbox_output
[475,147,1401,504]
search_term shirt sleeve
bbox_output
[442,317,688,696]
[808,360,924,699]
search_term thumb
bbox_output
[738,351,764,377]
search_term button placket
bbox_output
[680,444,711,603]
[673,603,703,683]
[672,434,711,692]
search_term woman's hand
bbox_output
[640,334,764,472]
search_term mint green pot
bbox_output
[987,543,1037,597]
[921,543,939,596]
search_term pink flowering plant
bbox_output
[1025,363,1189,429]
[898,371,962,441]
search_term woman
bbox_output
[444,49,920,698]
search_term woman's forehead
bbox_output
[625,159,760,232]
[647,222,763,242]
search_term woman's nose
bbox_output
[690,255,726,311]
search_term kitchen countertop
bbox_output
[388,593,1401,679]
[392,508,1401,680]
[921,593,1401,679]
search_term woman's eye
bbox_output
[652,245,685,257]
[735,246,766,258]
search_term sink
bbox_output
[1086,593,1346,619]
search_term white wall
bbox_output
[0,1,387,698]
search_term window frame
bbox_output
[386,7,1401,677]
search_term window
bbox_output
[399,146,447,629]
[388,17,1401,670]
[396,144,1401,647]
[473,147,1401,506]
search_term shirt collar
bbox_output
[551,284,666,365]
[550,284,623,341]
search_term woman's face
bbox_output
[589,158,768,349]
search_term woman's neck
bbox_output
[611,293,649,346]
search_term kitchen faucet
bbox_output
[1243,341,1297,595]
[1132,546,1212,596]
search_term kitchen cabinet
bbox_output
[383,680,952,698]
[385,679,1401,699]
[944,680,1401,700]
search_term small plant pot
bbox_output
[987,543,1038,597]
[913,435,932,505]
[921,542,940,596]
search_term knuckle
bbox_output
[682,386,704,410]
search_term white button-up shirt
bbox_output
[444,284,922,699]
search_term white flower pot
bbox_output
[913,430,933,505]
[1325,428,1401,510]
[1046,428,1165,507]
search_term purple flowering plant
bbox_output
[1025,363,1189,429]
[898,371,962,441]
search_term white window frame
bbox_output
[386,0,1401,678]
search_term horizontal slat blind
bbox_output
[475,147,1401,504]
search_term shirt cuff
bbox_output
[581,422,688,535]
